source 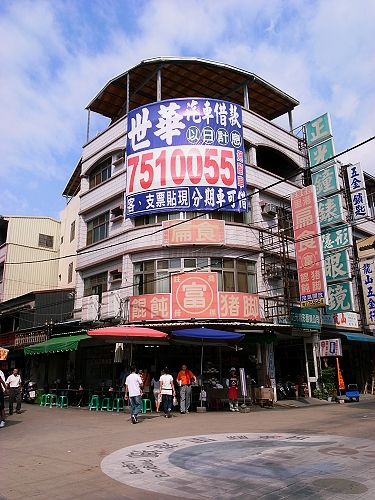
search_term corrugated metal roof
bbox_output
[86,57,299,122]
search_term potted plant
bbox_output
[318,367,337,401]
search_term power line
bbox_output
[4,136,375,267]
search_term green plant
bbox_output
[318,367,337,398]
[313,388,323,399]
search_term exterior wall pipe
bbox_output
[157,69,161,102]
[288,110,293,133]
[126,73,130,115]
[86,109,91,143]
[244,82,249,109]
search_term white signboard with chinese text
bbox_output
[320,338,342,357]
[359,259,375,325]
[347,163,365,192]
[321,312,359,329]
[351,189,369,219]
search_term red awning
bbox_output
[88,326,169,344]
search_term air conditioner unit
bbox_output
[81,295,99,322]
[262,203,278,217]
[265,265,283,279]
[101,291,122,319]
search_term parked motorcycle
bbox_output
[23,380,37,404]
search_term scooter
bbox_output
[23,380,37,404]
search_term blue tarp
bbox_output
[171,327,244,342]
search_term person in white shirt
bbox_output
[159,367,176,418]
[124,366,143,424]
[0,369,6,427]
[6,368,22,415]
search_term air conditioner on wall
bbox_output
[261,203,278,217]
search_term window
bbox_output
[211,258,257,293]
[70,220,76,242]
[86,212,109,245]
[89,157,112,189]
[38,234,54,248]
[68,262,73,283]
[133,258,256,295]
[84,272,107,298]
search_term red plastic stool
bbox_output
[209,398,222,411]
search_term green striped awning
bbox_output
[24,334,90,355]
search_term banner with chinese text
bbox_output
[126,98,247,217]
[291,185,328,308]
[359,259,375,324]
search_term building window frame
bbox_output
[67,262,73,284]
[86,212,110,246]
[133,258,257,295]
[83,271,108,299]
[70,220,76,242]
[89,157,112,189]
[38,233,54,248]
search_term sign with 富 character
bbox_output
[308,138,335,171]
[318,194,345,227]
[322,224,352,252]
[305,112,333,147]
[324,250,350,282]
[311,164,340,198]
[326,282,354,314]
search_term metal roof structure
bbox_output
[86,57,299,122]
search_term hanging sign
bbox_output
[326,282,354,314]
[359,259,375,325]
[322,224,352,252]
[324,250,351,282]
[311,164,340,198]
[308,138,336,171]
[319,339,342,357]
[305,112,333,147]
[351,190,369,219]
[346,163,365,192]
[318,194,345,227]
[291,185,327,308]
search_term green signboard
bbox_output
[322,224,352,252]
[326,282,354,314]
[278,307,321,330]
[324,249,350,282]
[309,138,335,171]
[306,113,332,147]
[311,164,340,198]
[318,194,345,226]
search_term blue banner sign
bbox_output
[126,98,247,218]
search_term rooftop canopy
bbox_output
[86,57,299,123]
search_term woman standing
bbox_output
[159,367,176,418]
[226,367,239,412]
[151,373,161,412]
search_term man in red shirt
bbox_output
[176,364,196,414]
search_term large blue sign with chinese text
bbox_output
[125,98,247,218]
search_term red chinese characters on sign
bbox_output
[171,272,218,320]
[129,294,171,322]
[163,219,225,246]
[291,185,327,308]
[219,292,260,320]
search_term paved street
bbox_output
[2,396,375,499]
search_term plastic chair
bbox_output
[209,398,222,411]
[112,398,124,412]
[58,395,69,408]
[142,398,152,413]
[89,395,100,411]
[40,394,48,407]
[46,394,58,407]
[101,397,112,411]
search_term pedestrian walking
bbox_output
[151,373,161,412]
[176,364,196,414]
[124,366,143,424]
[0,369,6,427]
[6,368,22,415]
[226,367,239,411]
[159,367,176,418]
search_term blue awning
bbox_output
[340,332,375,343]
[171,327,244,344]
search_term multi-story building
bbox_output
[0,215,60,302]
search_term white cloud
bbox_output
[0,0,374,217]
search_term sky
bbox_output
[0,0,374,220]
